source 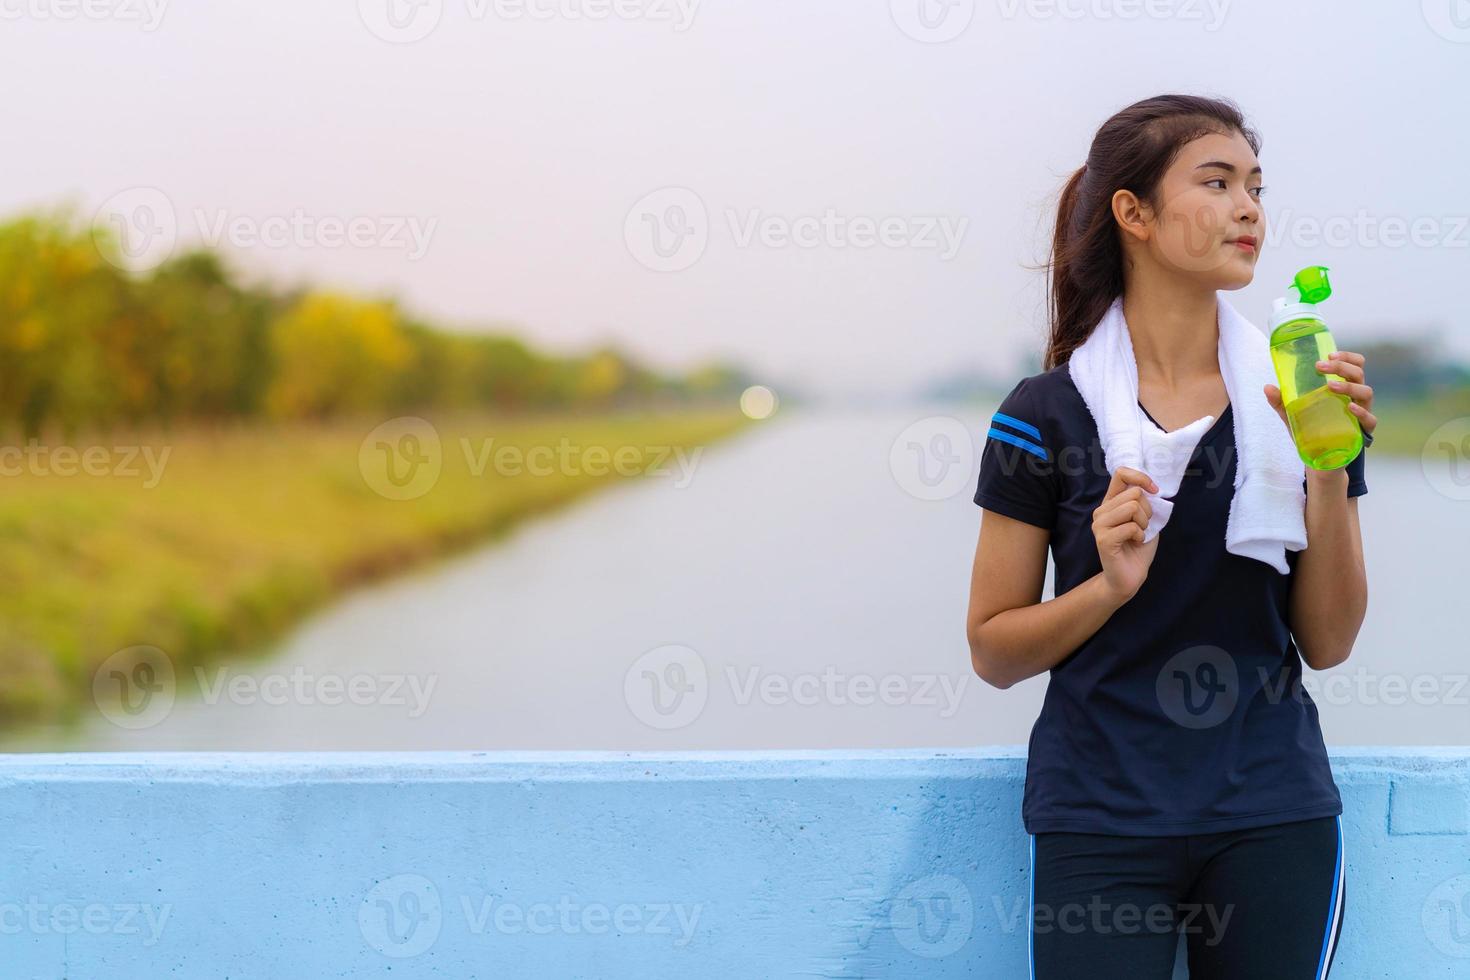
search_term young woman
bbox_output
[966,94,1375,979]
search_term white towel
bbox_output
[1066,292,1307,574]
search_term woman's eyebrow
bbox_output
[1195,160,1264,175]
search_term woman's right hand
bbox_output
[1092,466,1161,603]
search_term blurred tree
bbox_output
[264,293,414,419]
[135,251,276,420]
[0,207,750,435]
[0,212,133,436]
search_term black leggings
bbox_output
[1028,814,1345,979]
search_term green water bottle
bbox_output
[1267,265,1364,470]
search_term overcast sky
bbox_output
[4,0,1468,398]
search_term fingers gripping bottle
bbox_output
[1268,265,1364,470]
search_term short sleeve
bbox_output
[1345,441,1367,497]
[973,377,1060,530]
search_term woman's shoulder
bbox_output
[996,362,1088,426]
[984,363,1093,472]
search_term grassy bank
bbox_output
[1362,394,1470,456]
[0,407,753,724]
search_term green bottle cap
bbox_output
[1291,265,1332,304]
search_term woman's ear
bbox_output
[1111,188,1150,243]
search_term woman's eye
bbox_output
[1205,177,1227,189]
[1251,185,1268,198]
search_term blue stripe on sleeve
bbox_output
[992,411,1043,442]
[986,427,1048,461]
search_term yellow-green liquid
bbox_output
[1268,317,1363,470]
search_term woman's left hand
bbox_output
[1263,349,1377,441]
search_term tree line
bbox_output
[0,210,749,438]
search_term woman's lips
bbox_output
[1230,237,1257,252]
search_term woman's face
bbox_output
[1134,129,1265,288]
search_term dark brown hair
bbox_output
[1043,94,1261,370]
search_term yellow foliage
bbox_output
[265,293,415,419]
[577,350,627,402]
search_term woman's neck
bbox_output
[1120,275,1221,391]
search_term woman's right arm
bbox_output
[967,467,1160,689]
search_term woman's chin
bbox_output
[1216,252,1258,289]
[1219,269,1255,290]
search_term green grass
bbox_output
[0,406,754,725]
[1364,393,1470,456]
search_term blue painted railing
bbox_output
[0,748,1465,977]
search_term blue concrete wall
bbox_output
[0,747,1465,977]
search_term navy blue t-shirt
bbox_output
[973,363,1366,837]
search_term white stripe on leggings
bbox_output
[1029,832,1036,980]
[1317,814,1345,979]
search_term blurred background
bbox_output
[0,1,1466,750]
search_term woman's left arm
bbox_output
[1264,350,1377,671]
